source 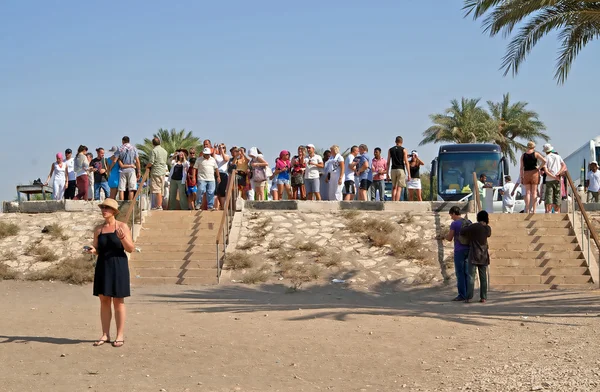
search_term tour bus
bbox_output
[563,136,600,188]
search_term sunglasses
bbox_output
[99,205,113,210]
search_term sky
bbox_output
[1,0,599,203]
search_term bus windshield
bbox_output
[438,152,502,195]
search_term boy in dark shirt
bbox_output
[460,210,492,303]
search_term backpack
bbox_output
[458,218,472,245]
[119,146,136,166]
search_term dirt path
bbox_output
[2,281,600,391]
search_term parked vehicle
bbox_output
[563,136,600,188]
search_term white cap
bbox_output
[202,148,211,155]
[592,161,598,166]
[248,147,258,157]
[543,143,554,153]
[306,144,315,149]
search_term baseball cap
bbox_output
[543,143,554,153]
[202,147,211,155]
[306,144,315,149]
[65,148,72,154]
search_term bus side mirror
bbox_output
[502,157,509,177]
[430,159,437,176]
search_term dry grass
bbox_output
[25,243,58,262]
[247,212,261,220]
[391,239,427,261]
[288,264,322,291]
[1,250,17,261]
[339,210,360,220]
[348,218,395,235]
[225,251,254,270]
[0,262,18,280]
[241,265,271,284]
[42,223,69,241]
[413,270,436,285]
[436,227,450,241]
[25,256,95,284]
[366,230,391,247]
[248,229,268,239]
[254,216,273,230]
[236,240,259,250]
[269,248,296,262]
[0,221,19,239]
[268,240,283,250]
[397,212,415,224]
[295,240,324,253]
[322,252,342,268]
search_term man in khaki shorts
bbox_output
[387,136,411,201]
[117,136,141,201]
[146,137,168,210]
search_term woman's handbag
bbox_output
[253,167,267,182]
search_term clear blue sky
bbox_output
[1,0,598,203]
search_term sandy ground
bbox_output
[2,281,600,392]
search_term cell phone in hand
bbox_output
[83,246,92,252]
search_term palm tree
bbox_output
[136,128,200,167]
[486,93,549,164]
[463,0,600,84]
[419,98,492,146]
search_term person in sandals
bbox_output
[460,210,492,303]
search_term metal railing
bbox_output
[472,172,481,214]
[215,170,238,283]
[565,172,600,281]
[123,170,150,241]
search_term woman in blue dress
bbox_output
[85,198,134,347]
[107,146,120,199]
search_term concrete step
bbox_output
[132,251,218,261]
[490,243,581,252]
[131,276,218,285]
[490,267,590,276]
[488,213,568,221]
[133,267,215,278]
[493,259,587,268]
[492,284,596,291]
[137,230,219,238]
[489,251,584,259]
[489,236,577,245]
[131,260,217,269]
[492,275,593,285]
[489,221,572,229]
[135,238,217,246]
[141,222,221,230]
[133,244,219,253]
[492,228,573,236]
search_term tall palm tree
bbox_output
[463,0,600,84]
[486,93,549,164]
[419,98,492,146]
[136,128,200,167]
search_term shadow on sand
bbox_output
[148,274,600,327]
[0,336,93,345]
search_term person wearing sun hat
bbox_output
[85,198,134,348]
[542,143,566,213]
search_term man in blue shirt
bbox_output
[349,144,372,201]
[445,206,470,301]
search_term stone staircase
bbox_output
[130,210,224,285]
[487,213,595,291]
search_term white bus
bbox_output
[563,137,600,188]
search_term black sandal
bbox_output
[93,336,110,346]
[112,340,124,348]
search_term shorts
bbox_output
[150,175,165,194]
[391,169,406,188]
[187,185,198,195]
[522,169,540,185]
[343,180,356,195]
[118,171,138,192]
[407,178,421,190]
[253,180,267,189]
[305,178,320,194]
[359,179,372,190]
[236,172,247,187]
[216,172,228,197]
[276,178,290,186]
[291,174,304,187]
[544,180,561,205]
[588,191,599,203]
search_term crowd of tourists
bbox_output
[44,135,427,210]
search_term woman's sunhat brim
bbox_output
[98,199,120,214]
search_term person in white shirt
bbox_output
[193,148,220,210]
[586,161,600,203]
[326,145,345,201]
[499,175,517,213]
[64,148,76,199]
[304,144,324,201]
[343,145,358,201]
[542,144,567,213]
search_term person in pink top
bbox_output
[274,150,292,200]
[370,147,387,201]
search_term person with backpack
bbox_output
[445,206,470,302]
[168,151,189,210]
[460,210,492,303]
[117,136,141,201]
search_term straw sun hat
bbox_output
[98,198,120,214]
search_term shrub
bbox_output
[1,250,17,261]
[42,223,69,241]
[348,218,395,235]
[254,216,273,230]
[241,265,270,284]
[269,248,296,262]
[322,252,342,268]
[391,239,426,261]
[366,229,391,247]
[339,210,360,220]
[0,222,19,239]
[25,244,58,262]
[236,240,258,250]
[0,262,18,280]
[397,212,415,224]
[268,240,283,250]
[26,256,95,284]
[225,251,254,270]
